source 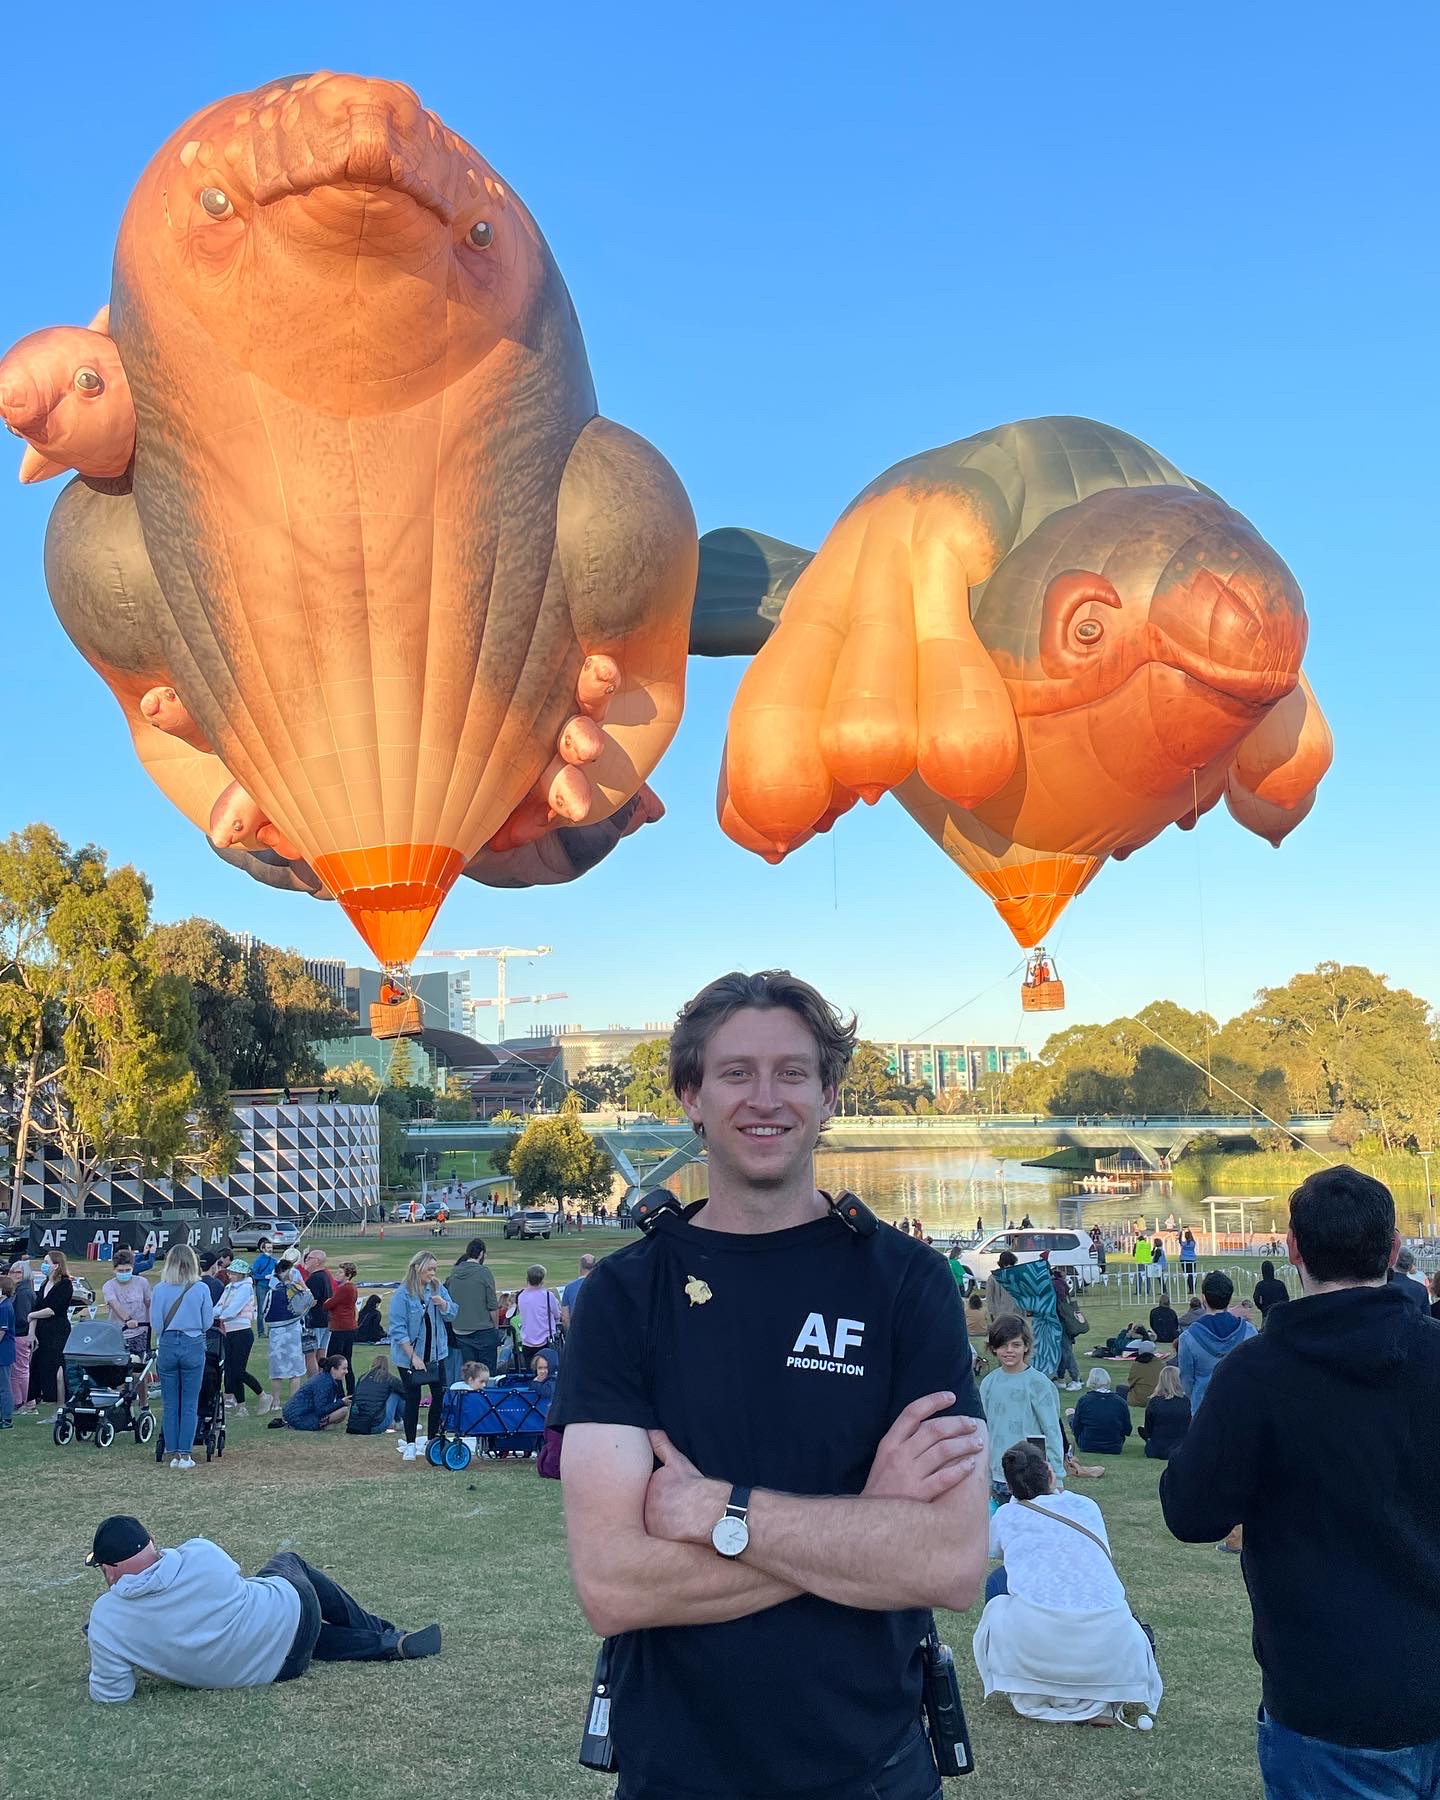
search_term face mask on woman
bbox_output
[115,1269,134,1284]
[40,1260,53,1278]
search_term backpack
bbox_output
[1056,1295,1088,1340]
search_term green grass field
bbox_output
[2,1231,1266,1800]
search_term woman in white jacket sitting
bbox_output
[972,1441,1162,1727]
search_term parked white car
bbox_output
[965,1227,1100,1287]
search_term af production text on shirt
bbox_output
[550,1204,984,1800]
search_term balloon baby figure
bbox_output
[2,72,696,986]
[694,417,1332,1000]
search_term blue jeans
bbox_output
[0,1365,12,1423]
[1258,1708,1440,1798]
[158,1332,206,1454]
[254,1279,270,1338]
[985,1566,1009,1601]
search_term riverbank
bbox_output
[1171,1148,1438,1209]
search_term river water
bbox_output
[673,1148,1437,1237]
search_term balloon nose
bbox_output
[1210,583,1306,701]
[0,371,42,434]
[304,71,424,125]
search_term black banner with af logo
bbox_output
[26,1215,230,1259]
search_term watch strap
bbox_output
[725,1484,751,1520]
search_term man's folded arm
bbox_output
[560,1422,801,1635]
[735,1432,989,1614]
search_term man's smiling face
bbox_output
[681,1006,836,1193]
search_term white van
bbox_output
[966,1227,1100,1287]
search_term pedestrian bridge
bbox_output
[404,1114,1335,1180]
[406,1119,703,1186]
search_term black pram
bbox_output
[56,1319,155,1450]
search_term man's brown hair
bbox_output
[668,970,857,1098]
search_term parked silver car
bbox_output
[503,1208,554,1240]
[227,1221,301,1251]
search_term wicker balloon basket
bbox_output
[1020,978,1066,1012]
[1020,948,1065,1012]
[370,995,424,1039]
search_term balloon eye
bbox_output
[199,187,234,219]
[467,220,494,249]
[1074,619,1104,644]
[74,368,103,395]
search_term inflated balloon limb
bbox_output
[3,75,1332,1028]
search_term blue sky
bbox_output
[2,2,1435,1049]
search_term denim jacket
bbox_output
[388,1283,456,1368]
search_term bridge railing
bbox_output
[403,1113,1335,1134]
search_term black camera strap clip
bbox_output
[828,1190,878,1238]
[632,1190,687,1235]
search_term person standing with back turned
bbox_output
[553,970,989,1800]
[1161,1166,1440,1797]
[447,1239,501,1374]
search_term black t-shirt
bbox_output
[306,1268,335,1333]
[550,1201,984,1799]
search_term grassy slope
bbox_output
[2,1230,1265,1800]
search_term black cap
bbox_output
[86,1515,150,1568]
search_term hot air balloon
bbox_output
[5,72,696,1011]
[693,418,1332,1002]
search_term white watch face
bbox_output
[711,1513,750,1558]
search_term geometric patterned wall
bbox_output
[227,1100,380,1220]
[5,1099,380,1221]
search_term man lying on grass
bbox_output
[84,1514,441,1702]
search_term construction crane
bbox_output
[418,947,553,1043]
[466,992,568,1041]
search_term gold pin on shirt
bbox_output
[684,1276,713,1307]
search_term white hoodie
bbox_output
[213,1276,257,1329]
[87,1538,301,1702]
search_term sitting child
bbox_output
[528,1352,555,1399]
[449,1361,490,1394]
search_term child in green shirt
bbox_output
[979,1313,1065,1503]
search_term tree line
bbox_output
[1,824,353,1219]
[1000,965,1440,1155]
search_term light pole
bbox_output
[1420,1149,1435,1239]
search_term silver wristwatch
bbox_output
[711,1484,752,1558]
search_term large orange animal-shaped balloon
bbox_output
[7,73,696,962]
[695,418,1332,947]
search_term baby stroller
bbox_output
[153,1329,228,1463]
[54,1319,156,1450]
[428,1373,552,1471]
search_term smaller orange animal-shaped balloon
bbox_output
[692,417,1332,952]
